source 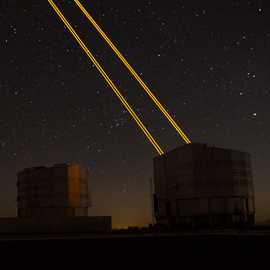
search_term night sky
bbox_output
[0,0,269,227]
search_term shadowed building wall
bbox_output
[17,163,91,218]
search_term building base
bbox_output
[0,216,112,235]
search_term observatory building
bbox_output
[17,163,90,218]
[153,143,255,228]
[0,163,112,235]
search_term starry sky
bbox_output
[0,0,269,227]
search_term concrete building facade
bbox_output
[153,144,255,228]
[17,163,91,218]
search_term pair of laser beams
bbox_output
[74,0,191,145]
[48,0,191,155]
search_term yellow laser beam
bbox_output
[48,0,164,156]
[74,0,192,145]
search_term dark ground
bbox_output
[0,231,269,266]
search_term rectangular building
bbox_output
[17,163,91,218]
